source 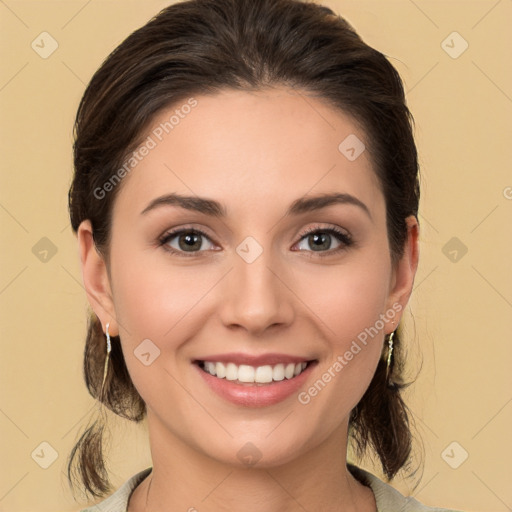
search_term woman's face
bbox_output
[80,86,418,468]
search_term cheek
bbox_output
[108,243,230,393]
[108,259,198,410]
[107,243,191,371]
[109,240,207,338]
[296,245,392,347]
[293,246,391,412]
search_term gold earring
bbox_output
[101,322,112,397]
[385,330,394,379]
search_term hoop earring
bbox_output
[101,322,112,398]
[385,330,394,380]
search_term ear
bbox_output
[77,220,119,337]
[384,215,420,332]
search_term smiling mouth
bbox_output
[195,360,316,385]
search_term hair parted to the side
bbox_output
[67,0,421,500]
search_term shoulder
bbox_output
[80,467,152,512]
[348,464,463,512]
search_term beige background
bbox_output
[1,1,511,511]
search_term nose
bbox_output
[218,247,294,337]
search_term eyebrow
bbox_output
[140,192,372,220]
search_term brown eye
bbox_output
[294,226,353,257]
[159,228,215,256]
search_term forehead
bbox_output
[112,87,384,222]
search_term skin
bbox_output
[78,87,419,512]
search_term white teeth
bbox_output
[273,363,285,381]
[238,365,255,383]
[285,363,295,379]
[204,361,216,375]
[225,362,238,381]
[255,365,273,383]
[216,362,226,378]
[200,361,309,383]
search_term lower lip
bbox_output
[194,362,317,407]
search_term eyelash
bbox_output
[158,224,353,259]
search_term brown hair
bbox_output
[67,0,420,500]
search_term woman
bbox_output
[67,0,461,510]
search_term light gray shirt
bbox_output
[80,465,462,512]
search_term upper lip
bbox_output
[193,353,316,367]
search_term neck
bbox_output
[128,412,376,512]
